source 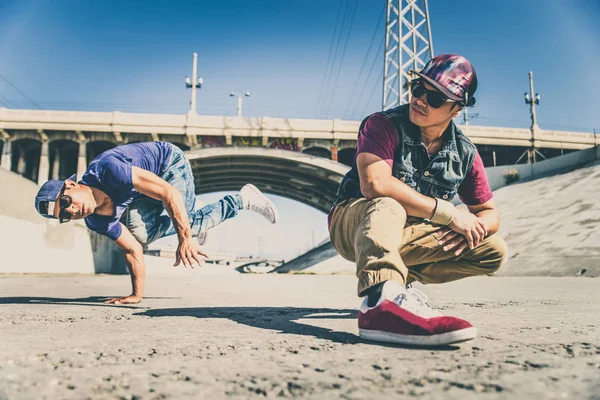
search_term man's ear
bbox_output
[64,179,79,189]
[452,105,463,119]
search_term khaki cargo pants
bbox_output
[329,198,508,296]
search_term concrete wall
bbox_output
[485,145,600,191]
[0,168,125,274]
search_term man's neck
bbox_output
[420,120,451,145]
[89,186,114,216]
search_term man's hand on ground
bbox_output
[104,295,143,305]
[443,209,487,253]
[174,237,208,268]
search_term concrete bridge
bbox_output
[187,147,348,213]
[1,107,597,207]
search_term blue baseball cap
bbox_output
[34,174,76,219]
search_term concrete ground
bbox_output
[0,270,598,400]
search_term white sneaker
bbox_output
[358,281,476,346]
[405,283,442,317]
[239,184,279,224]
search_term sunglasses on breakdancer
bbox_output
[38,188,73,224]
[410,80,456,109]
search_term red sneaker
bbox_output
[358,281,477,346]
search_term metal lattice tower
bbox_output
[383,0,434,110]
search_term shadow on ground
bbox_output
[0,296,177,309]
[136,307,460,351]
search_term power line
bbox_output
[343,2,385,118]
[319,0,352,118]
[0,73,41,109]
[361,68,384,117]
[324,0,359,118]
[350,38,385,119]
[0,94,16,108]
[315,0,345,118]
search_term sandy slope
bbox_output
[494,160,600,277]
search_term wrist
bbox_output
[177,230,192,240]
[430,198,454,226]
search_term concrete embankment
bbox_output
[0,169,124,274]
[495,158,600,277]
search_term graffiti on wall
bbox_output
[233,137,262,147]
[199,136,225,148]
[268,138,298,151]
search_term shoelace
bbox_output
[400,284,441,318]
[406,285,431,308]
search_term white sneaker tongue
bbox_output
[382,281,442,318]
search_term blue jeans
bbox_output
[126,145,244,246]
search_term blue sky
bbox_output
[1,0,599,259]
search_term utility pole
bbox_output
[230,91,251,117]
[516,71,545,164]
[525,71,541,163]
[463,110,478,125]
[184,53,204,114]
[383,0,434,110]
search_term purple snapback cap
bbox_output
[411,54,475,103]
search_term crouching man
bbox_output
[328,54,507,346]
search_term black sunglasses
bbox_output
[410,80,454,108]
[58,193,73,224]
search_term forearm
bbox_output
[162,189,192,239]
[123,248,146,298]
[476,209,500,236]
[362,175,437,219]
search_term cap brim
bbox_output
[410,70,462,102]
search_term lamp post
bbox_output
[185,53,204,114]
[229,91,251,117]
[515,71,545,164]
[523,71,542,163]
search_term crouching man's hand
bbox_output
[441,208,487,255]
[105,295,143,305]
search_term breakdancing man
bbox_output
[35,141,279,304]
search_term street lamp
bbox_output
[185,53,204,114]
[185,76,204,88]
[230,91,251,117]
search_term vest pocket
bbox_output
[428,183,458,201]
[393,168,417,189]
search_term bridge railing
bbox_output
[1,107,596,145]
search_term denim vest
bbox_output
[334,104,477,204]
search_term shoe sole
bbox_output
[244,184,280,224]
[359,327,477,347]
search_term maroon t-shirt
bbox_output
[328,114,493,226]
